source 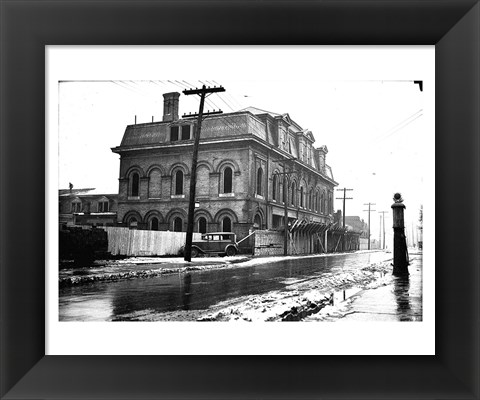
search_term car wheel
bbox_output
[191,248,199,258]
[226,246,236,257]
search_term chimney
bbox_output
[316,145,328,173]
[163,92,180,122]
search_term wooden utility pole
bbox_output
[272,157,294,256]
[336,188,353,251]
[182,85,225,262]
[378,211,388,249]
[363,202,376,250]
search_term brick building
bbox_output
[111,92,338,243]
[59,188,118,227]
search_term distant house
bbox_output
[59,188,118,227]
[345,216,368,238]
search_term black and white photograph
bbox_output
[48,46,434,355]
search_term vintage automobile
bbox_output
[180,232,239,257]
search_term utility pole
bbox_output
[363,202,376,250]
[336,188,353,251]
[272,157,294,256]
[182,84,225,261]
[378,211,388,249]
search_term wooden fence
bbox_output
[104,227,201,256]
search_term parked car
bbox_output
[180,232,239,257]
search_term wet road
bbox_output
[59,252,390,321]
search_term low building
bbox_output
[59,188,118,227]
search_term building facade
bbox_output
[59,188,118,227]
[111,92,338,243]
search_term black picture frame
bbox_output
[1,1,479,399]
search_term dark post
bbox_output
[182,85,225,261]
[391,193,409,276]
[283,161,288,256]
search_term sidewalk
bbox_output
[335,254,423,322]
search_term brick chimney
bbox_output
[163,92,180,122]
[316,145,328,173]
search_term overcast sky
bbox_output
[55,47,433,243]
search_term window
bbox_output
[222,217,232,232]
[198,217,207,234]
[253,214,262,229]
[173,217,183,232]
[272,175,278,201]
[283,180,287,204]
[223,167,233,194]
[175,170,184,195]
[328,192,333,214]
[130,172,139,197]
[291,182,296,206]
[128,217,138,229]
[181,125,190,140]
[300,187,304,208]
[148,169,162,198]
[170,126,179,141]
[256,167,263,196]
[98,200,109,212]
[150,217,159,231]
[71,201,81,213]
[321,192,326,213]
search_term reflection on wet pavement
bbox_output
[59,252,390,321]
[337,257,422,322]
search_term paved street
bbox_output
[59,251,396,321]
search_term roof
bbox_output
[240,106,281,118]
[59,188,117,197]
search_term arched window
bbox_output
[148,169,162,198]
[175,170,183,195]
[127,216,138,229]
[321,192,326,213]
[256,167,263,196]
[173,217,183,232]
[130,172,139,197]
[223,167,233,194]
[300,187,304,208]
[253,214,262,229]
[291,182,296,206]
[150,217,159,231]
[328,192,333,214]
[198,217,207,234]
[272,175,278,201]
[222,217,232,232]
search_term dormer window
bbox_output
[170,126,179,141]
[170,125,192,142]
[181,125,191,140]
[98,200,109,212]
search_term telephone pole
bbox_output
[378,211,388,249]
[336,188,353,251]
[182,84,225,261]
[272,157,295,256]
[363,202,376,250]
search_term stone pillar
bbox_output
[391,193,409,276]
